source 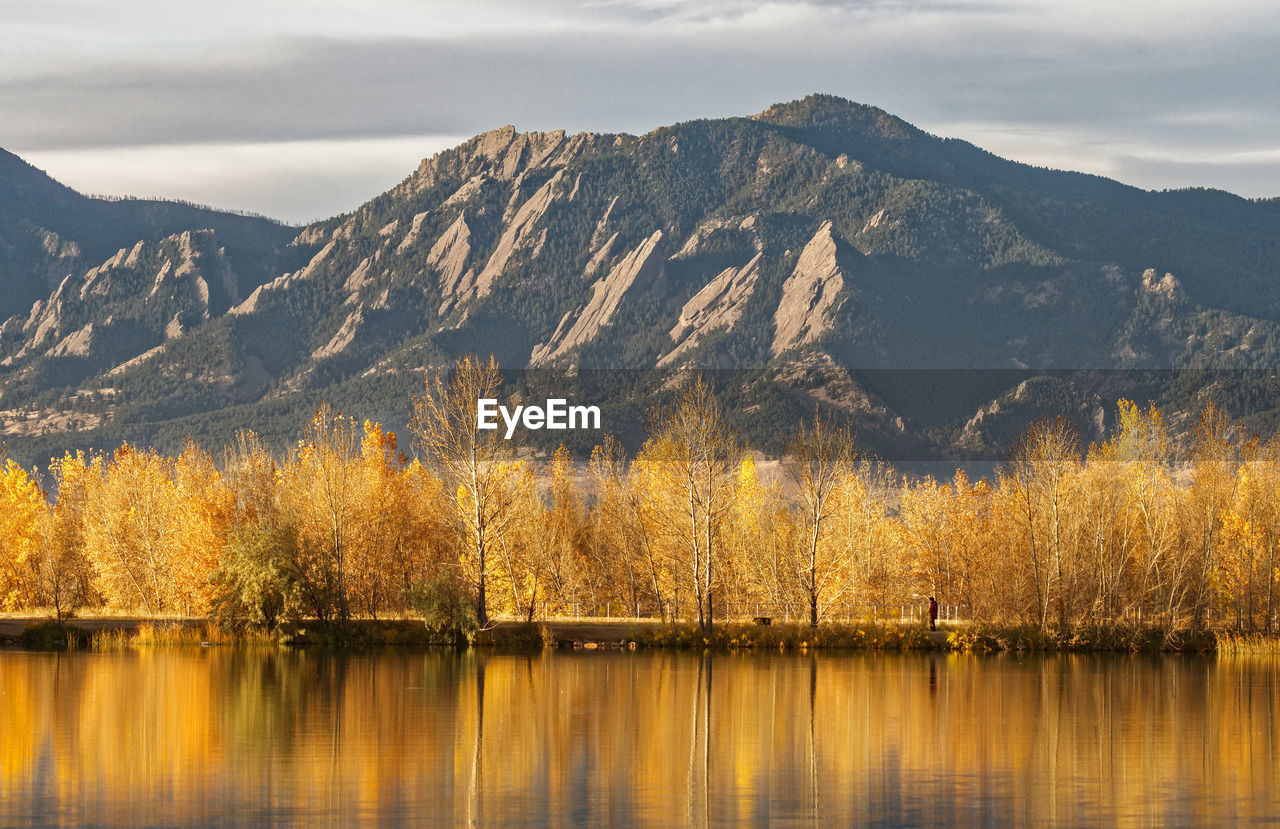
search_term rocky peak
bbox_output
[399,126,597,199]
[751,94,917,142]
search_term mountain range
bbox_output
[3,94,1280,467]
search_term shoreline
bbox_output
[2,616,1269,654]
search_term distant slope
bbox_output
[0,148,299,320]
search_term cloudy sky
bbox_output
[4,0,1278,224]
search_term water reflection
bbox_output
[0,649,1277,826]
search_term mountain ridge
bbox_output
[3,94,1280,466]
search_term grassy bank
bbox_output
[1216,632,1280,655]
[624,622,1223,653]
[627,621,933,651]
[1,617,1267,653]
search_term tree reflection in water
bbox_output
[0,650,1277,826]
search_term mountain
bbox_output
[4,94,1280,467]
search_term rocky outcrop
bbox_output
[1141,269,1186,303]
[771,221,848,356]
[428,214,476,315]
[193,276,210,318]
[531,231,664,365]
[593,196,619,247]
[396,212,431,254]
[673,214,761,260]
[398,127,588,198]
[312,308,364,361]
[122,240,145,269]
[583,232,618,280]
[660,253,761,366]
[26,275,73,351]
[472,169,567,303]
[343,257,375,297]
[230,240,335,316]
[771,351,902,429]
[957,377,1108,452]
[106,345,165,377]
[47,322,94,358]
[441,175,488,209]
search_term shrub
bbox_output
[407,574,479,646]
[208,523,305,633]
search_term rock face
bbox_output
[661,253,761,366]
[1141,269,1186,303]
[772,221,848,357]
[312,308,364,361]
[473,168,567,304]
[2,229,258,377]
[428,214,475,314]
[47,322,94,358]
[532,230,664,365]
[231,239,336,316]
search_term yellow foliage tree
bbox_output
[41,452,99,617]
[788,414,854,627]
[411,355,523,626]
[0,460,48,611]
[83,445,185,614]
[171,442,235,615]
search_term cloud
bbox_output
[21,135,467,225]
[3,0,1278,218]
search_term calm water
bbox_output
[1,648,1278,827]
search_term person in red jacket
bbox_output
[928,597,938,631]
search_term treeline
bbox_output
[1,355,1278,640]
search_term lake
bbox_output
[0,648,1277,826]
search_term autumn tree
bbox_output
[591,436,669,619]
[211,431,304,630]
[727,454,795,614]
[40,452,99,618]
[903,471,998,622]
[346,421,437,618]
[1112,401,1185,634]
[1181,405,1238,631]
[171,442,236,614]
[537,446,587,615]
[642,377,740,632]
[489,459,542,619]
[832,461,907,611]
[788,413,854,627]
[1004,417,1081,629]
[1218,437,1280,633]
[411,355,522,627]
[276,404,364,624]
[0,460,48,611]
[1067,441,1127,624]
[83,445,181,614]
